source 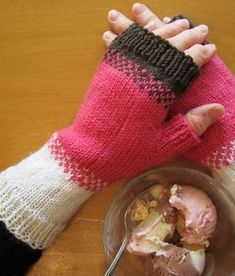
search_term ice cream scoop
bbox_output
[146,245,205,276]
[127,208,176,255]
[169,184,217,245]
[126,200,205,275]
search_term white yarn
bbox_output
[1,140,233,251]
[201,140,235,169]
[0,145,93,249]
[201,140,235,200]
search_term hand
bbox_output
[102,4,225,137]
[104,4,214,67]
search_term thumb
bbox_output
[185,103,225,136]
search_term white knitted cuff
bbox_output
[0,144,93,249]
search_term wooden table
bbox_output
[0,1,234,275]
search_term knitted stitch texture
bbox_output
[0,145,92,249]
[0,23,201,269]
[52,23,200,191]
[169,16,235,197]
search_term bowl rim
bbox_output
[103,166,235,265]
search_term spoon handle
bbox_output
[104,234,129,276]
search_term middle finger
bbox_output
[152,19,189,39]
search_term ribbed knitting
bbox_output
[0,23,201,256]
[109,23,199,94]
[53,23,200,191]
[0,144,92,249]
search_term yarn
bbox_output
[170,16,235,199]
[0,23,200,274]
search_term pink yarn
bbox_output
[49,57,199,191]
[48,24,201,191]
[170,54,235,169]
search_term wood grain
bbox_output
[0,1,234,275]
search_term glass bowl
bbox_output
[103,167,235,276]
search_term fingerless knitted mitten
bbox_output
[0,23,200,274]
[169,16,235,198]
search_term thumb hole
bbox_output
[185,103,225,136]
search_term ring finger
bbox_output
[152,19,189,39]
[168,24,209,51]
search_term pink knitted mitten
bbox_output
[52,25,200,191]
[0,23,200,274]
[169,17,235,197]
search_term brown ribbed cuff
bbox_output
[109,23,199,95]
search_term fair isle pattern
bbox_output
[49,24,200,189]
[104,49,176,109]
[110,23,199,94]
[0,23,202,254]
[201,140,235,170]
[48,134,108,192]
[170,52,235,175]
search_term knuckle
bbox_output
[196,45,210,63]
[145,21,156,31]
[189,112,206,135]
[117,22,129,33]
[146,14,156,23]
[191,29,204,40]
[162,26,174,37]
[200,45,210,56]
[179,24,189,32]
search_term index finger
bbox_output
[132,3,163,28]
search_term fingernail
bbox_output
[205,43,216,52]
[103,31,112,39]
[109,10,119,21]
[206,103,225,121]
[174,19,189,27]
[133,3,146,15]
[163,17,172,23]
[195,24,208,33]
[213,104,225,115]
[206,104,225,127]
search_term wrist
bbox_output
[0,144,93,249]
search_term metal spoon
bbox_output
[104,200,133,276]
[104,187,157,276]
